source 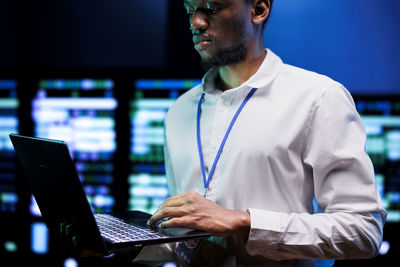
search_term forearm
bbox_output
[246,208,385,261]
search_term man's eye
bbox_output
[205,2,220,15]
[208,8,220,14]
[186,7,195,15]
[185,6,220,16]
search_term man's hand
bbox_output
[60,222,104,258]
[146,190,250,238]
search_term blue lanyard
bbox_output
[196,88,258,196]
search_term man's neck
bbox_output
[217,49,267,91]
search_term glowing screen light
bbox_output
[379,240,390,256]
[31,222,49,254]
[32,79,117,213]
[129,79,201,213]
[30,195,42,217]
[357,98,400,222]
[64,258,78,267]
[0,80,19,213]
[4,241,18,253]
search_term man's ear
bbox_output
[251,0,270,25]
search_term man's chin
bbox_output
[198,51,217,70]
[200,58,212,71]
[198,44,247,68]
[199,54,226,69]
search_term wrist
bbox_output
[232,210,251,238]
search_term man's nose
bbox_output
[190,10,208,34]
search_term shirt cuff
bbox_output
[246,208,288,261]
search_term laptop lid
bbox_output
[9,133,211,254]
[9,133,108,254]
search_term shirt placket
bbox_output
[206,93,233,198]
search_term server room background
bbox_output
[0,0,399,266]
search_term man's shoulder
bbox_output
[276,62,346,97]
[281,63,338,86]
[174,84,202,106]
[165,84,202,122]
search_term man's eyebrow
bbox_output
[207,2,222,7]
[184,0,221,6]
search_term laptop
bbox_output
[9,133,211,255]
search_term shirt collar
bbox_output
[200,48,283,97]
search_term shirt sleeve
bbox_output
[245,85,387,261]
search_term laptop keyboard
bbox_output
[94,213,168,243]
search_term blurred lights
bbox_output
[31,222,49,254]
[64,258,78,267]
[4,241,18,252]
[32,79,117,213]
[30,195,42,217]
[0,80,19,213]
[379,240,390,255]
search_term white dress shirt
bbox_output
[160,49,386,266]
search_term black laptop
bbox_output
[9,133,211,255]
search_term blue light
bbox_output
[81,79,95,89]
[135,79,201,90]
[31,222,49,254]
[1,192,18,205]
[30,195,42,217]
[379,241,390,255]
[376,102,392,116]
[312,259,335,267]
[364,124,383,136]
[93,194,115,208]
[169,90,179,99]
[0,80,17,89]
[130,186,169,198]
[388,151,400,161]
[104,80,114,89]
[388,192,400,203]
[64,258,78,267]
[55,80,67,89]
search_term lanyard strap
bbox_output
[196,88,258,196]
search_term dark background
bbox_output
[0,0,399,266]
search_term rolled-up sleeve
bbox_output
[246,85,387,261]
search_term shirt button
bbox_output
[212,141,218,149]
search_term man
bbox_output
[142,0,387,266]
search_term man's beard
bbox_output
[200,42,247,69]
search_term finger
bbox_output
[163,190,201,204]
[147,206,187,226]
[158,217,192,229]
[151,194,188,217]
[148,191,204,226]
[158,217,181,229]
[148,193,197,225]
[160,216,206,232]
[159,197,187,209]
